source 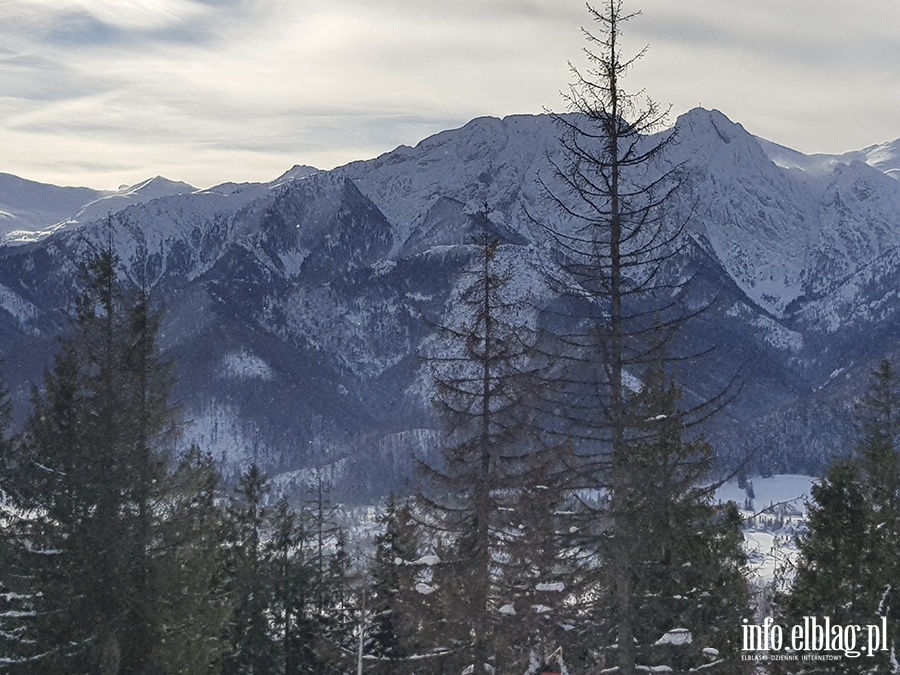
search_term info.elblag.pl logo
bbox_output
[742,616,890,659]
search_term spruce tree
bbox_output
[492,464,580,672]
[366,495,419,664]
[364,495,464,673]
[533,3,750,671]
[0,245,180,673]
[414,213,569,673]
[307,468,340,616]
[222,463,279,675]
[0,372,31,668]
[268,496,304,674]
[117,278,177,673]
[265,494,344,674]
[285,497,332,674]
[0,342,87,671]
[613,361,748,672]
[777,359,900,674]
[154,445,231,672]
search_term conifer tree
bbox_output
[777,359,900,674]
[364,495,462,673]
[366,495,419,664]
[0,244,179,673]
[307,468,340,615]
[117,277,178,673]
[420,221,515,675]
[493,466,580,672]
[220,467,355,674]
[415,213,568,673]
[222,463,279,675]
[268,496,306,674]
[534,3,749,672]
[0,372,30,667]
[611,361,748,671]
[283,498,333,674]
[266,492,348,674]
[154,445,232,672]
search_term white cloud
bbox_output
[632,0,900,153]
[0,0,899,188]
[60,0,211,31]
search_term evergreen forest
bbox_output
[2,2,900,674]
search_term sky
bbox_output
[2,0,900,190]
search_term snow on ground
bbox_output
[218,349,274,381]
[717,475,816,585]
[717,474,814,516]
[744,530,788,582]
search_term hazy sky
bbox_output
[2,0,899,189]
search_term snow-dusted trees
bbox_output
[0,246,179,673]
[223,464,279,675]
[534,2,749,672]
[0,371,27,665]
[602,361,748,671]
[776,359,900,674]
[0,246,235,673]
[366,494,420,664]
[221,463,357,674]
[414,214,567,673]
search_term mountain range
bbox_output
[2,108,900,498]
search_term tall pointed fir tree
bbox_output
[414,213,569,674]
[534,2,749,672]
[0,242,182,673]
[0,239,238,673]
[365,494,420,667]
[289,491,342,674]
[266,494,328,675]
[222,463,279,675]
[117,262,179,672]
[776,359,900,674]
[267,496,303,675]
[613,359,748,672]
[154,445,232,672]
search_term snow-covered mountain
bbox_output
[0,174,196,244]
[758,136,900,181]
[2,108,900,495]
[0,173,104,242]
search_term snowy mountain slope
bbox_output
[344,108,900,327]
[0,174,199,245]
[663,110,900,322]
[63,176,196,230]
[667,109,817,316]
[759,136,900,180]
[0,173,105,243]
[0,169,444,488]
[343,114,564,255]
[3,109,900,494]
